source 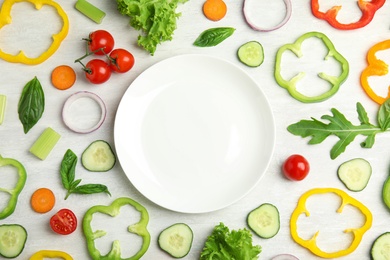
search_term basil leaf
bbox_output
[194,27,235,47]
[18,76,45,133]
[73,184,111,196]
[378,99,390,130]
[60,149,78,190]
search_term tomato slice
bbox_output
[50,208,77,235]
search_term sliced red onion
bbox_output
[243,0,292,32]
[62,91,106,134]
[271,254,299,260]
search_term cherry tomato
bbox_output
[85,59,111,84]
[87,30,114,55]
[109,48,135,73]
[50,208,77,235]
[282,154,310,181]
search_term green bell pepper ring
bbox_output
[82,197,151,260]
[0,154,27,219]
[274,31,349,103]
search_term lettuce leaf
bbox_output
[116,0,187,55]
[200,222,261,260]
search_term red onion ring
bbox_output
[271,254,299,260]
[62,91,106,134]
[243,0,292,32]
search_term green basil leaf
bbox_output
[194,27,235,47]
[73,184,111,196]
[378,98,390,130]
[18,76,45,133]
[60,149,78,190]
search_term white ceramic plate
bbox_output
[114,54,275,213]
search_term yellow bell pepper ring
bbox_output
[290,188,372,258]
[29,250,73,260]
[0,0,69,65]
[360,39,390,105]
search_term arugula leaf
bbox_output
[200,222,261,260]
[287,102,389,159]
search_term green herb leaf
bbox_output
[60,149,77,190]
[194,27,235,47]
[378,99,390,130]
[73,184,111,196]
[18,76,45,133]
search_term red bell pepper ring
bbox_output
[311,0,385,30]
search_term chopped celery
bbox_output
[30,127,61,160]
[0,95,6,125]
[75,0,106,24]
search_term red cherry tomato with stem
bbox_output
[84,59,111,84]
[50,208,77,235]
[86,30,114,55]
[282,154,310,181]
[109,48,135,73]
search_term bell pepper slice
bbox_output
[360,39,390,105]
[30,250,73,260]
[0,154,27,219]
[274,31,349,103]
[82,197,151,260]
[0,0,69,65]
[311,0,385,30]
[290,188,372,258]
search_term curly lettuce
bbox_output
[200,222,262,260]
[116,0,188,55]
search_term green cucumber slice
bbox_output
[237,41,264,67]
[158,223,193,258]
[371,232,390,259]
[247,203,280,239]
[81,140,116,172]
[337,158,371,192]
[0,224,27,258]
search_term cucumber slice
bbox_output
[247,203,280,239]
[81,140,116,172]
[0,224,27,258]
[382,175,390,211]
[371,232,390,259]
[158,223,193,258]
[337,158,371,192]
[237,41,264,67]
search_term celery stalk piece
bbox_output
[0,95,6,125]
[75,0,106,24]
[30,127,61,160]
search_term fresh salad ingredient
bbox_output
[29,127,61,160]
[51,65,76,90]
[194,27,235,47]
[202,0,227,21]
[30,187,56,213]
[243,0,292,32]
[158,223,193,258]
[83,197,151,260]
[371,232,390,260]
[108,49,135,73]
[288,100,390,159]
[60,149,111,200]
[200,222,261,259]
[84,30,114,56]
[382,172,390,211]
[0,94,6,125]
[50,208,77,235]
[115,0,188,55]
[338,158,372,192]
[290,188,372,258]
[75,0,105,24]
[237,41,264,67]
[0,155,27,220]
[282,154,310,181]
[247,203,280,239]
[83,59,111,84]
[360,39,390,105]
[311,0,385,30]
[0,224,27,258]
[30,250,73,260]
[271,254,299,260]
[275,31,349,103]
[0,0,69,65]
[81,140,116,172]
[18,77,45,134]
[62,91,107,134]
